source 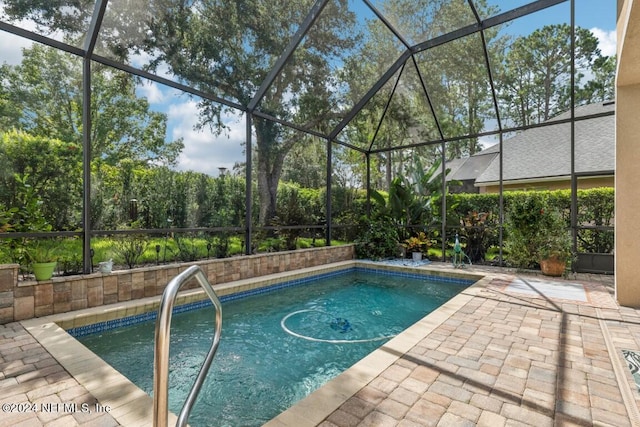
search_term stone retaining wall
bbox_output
[0,245,355,324]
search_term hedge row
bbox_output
[438,188,615,255]
[441,187,614,227]
[285,184,614,230]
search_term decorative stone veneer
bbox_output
[0,245,355,324]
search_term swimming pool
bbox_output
[74,267,472,426]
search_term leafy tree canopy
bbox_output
[497,24,609,126]
[1,44,183,167]
[0,130,81,230]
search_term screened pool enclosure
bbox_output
[0,0,616,274]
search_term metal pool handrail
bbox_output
[153,265,222,427]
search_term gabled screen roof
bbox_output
[0,0,615,157]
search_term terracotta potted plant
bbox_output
[536,209,572,277]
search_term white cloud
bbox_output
[130,49,175,80]
[0,25,34,65]
[0,9,68,65]
[137,81,165,104]
[168,100,246,176]
[591,27,616,57]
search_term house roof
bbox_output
[448,151,498,182]
[441,157,466,178]
[450,102,614,187]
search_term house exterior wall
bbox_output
[616,0,640,306]
[477,176,614,194]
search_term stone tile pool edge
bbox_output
[20,260,487,427]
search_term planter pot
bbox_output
[539,257,566,277]
[98,259,113,273]
[412,252,423,262]
[32,262,56,281]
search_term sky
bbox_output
[0,0,618,177]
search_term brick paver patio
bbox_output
[319,268,640,427]
[2,265,639,426]
[0,322,120,427]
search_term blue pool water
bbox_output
[77,269,471,426]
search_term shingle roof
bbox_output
[448,151,498,181]
[442,157,466,178]
[474,102,614,185]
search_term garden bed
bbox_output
[0,245,355,324]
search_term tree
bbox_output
[0,130,82,230]
[402,0,502,159]
[577,55,616,103]
[280,135,327,189]
[339,0,505,185]
[497,24,603,126]
[0,64,22,130]
[1,44,183,167]
[1,0,94,34]
[1,1,617,232]
[123,0,358,225]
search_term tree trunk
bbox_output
[257,158,283,226]
[255,131,289,226]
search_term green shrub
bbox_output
[504,193,545,268]
[111,234,149,268]
[576,187,614,253]
[354,219,399,260]
[59,253,83,275]
[210,234,231,258]
[259,237,286,252]
[459,211,496,263]
[174,235,203,262]
[503,193,572,269]
[444,188,614,257]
